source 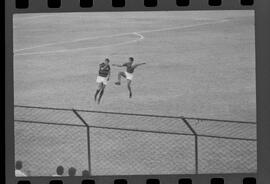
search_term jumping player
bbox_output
[112,57,146,98]
[94,58,111,104]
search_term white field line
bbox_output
[137,19,228,34]
[14,32,135,52]
[14,19,228,56]
[14,32,144,56]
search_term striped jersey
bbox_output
[98,63,110,77]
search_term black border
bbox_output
[5,0,270,183]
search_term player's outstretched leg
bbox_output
[115,72,126,85]
[127,80,132,98]
[98,85,105,104]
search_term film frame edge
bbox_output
[5,0,270,184]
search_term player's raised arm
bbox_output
[100,63,106,69]
[133,62,146,68]
[112,62,129,67]
[112,64,124,67]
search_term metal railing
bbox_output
[14,105,257,176]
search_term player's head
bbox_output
[56,165,64,175]
[129,57,134,64]
[15,160,23,170]
[105,58,110,64]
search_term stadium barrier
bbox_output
[14,105,257,176]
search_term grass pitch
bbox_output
[13,11,256,176]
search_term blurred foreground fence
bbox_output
[14,105,257,176]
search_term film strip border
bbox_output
[11,0,255,12]
[16,175,257,184]
[14,0,255,10]
[6,0,270,184]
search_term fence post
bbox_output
[73,109,92,176]
[194,134,198,174]
[182,118,198,174]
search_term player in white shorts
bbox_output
[112,57,146,98]
[95,58,111,104]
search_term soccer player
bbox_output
[94,58,111,104]
[112,57,146,98]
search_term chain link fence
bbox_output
[198,136,256,173]
[15,121,88,176]
[89,128,195,175]
[14,105,257,176]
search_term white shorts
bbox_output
[96,76,108,85]
[125,72,133,80]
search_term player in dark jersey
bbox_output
[95,58,111,104]
[112,57,146,98]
